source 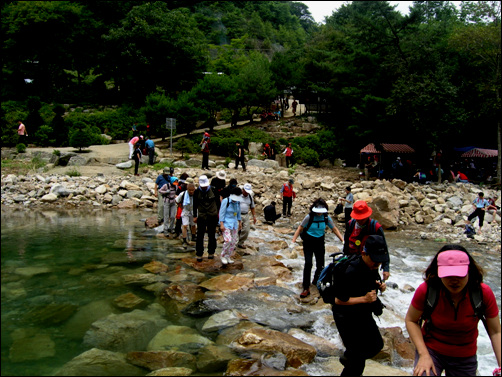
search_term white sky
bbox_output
[303,1,417,23]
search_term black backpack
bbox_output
[316,252,358,305]
[300,212,328,240]
[420,283,487,333]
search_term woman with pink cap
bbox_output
[405,245,501,376]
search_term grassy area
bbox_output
[1,156,47,175]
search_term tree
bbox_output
[449,1,501,182]
[102,3,207,102]
[69,122,93,152]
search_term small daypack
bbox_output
[419,283,487,333]
[316,252,358,305]
[300,212,328,240]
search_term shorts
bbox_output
[181,210,194,227]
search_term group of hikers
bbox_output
[151,167,501,376]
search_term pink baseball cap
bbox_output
[437,250,470,278]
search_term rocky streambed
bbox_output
[1,162,500,376]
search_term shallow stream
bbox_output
[1,209,500,376]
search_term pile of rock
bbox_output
[2,160,500,246]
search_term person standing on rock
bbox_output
[132,142,142,176]
[158,174,178,237]
[219,187,243,265]
[200,131,210,170]
[128,135,140,159]
[235,141,246,172]
[211,170,227,202]
[339,186,354,226]
[343,200,390,281]
[145,136,155,165]
[405,245,501,377]
[193,175,219,262]
[154,167,173,224]
[237,183,256,249]
[332,235,388,376]
[291,198,344,299]
[280,178,296,217]
[176,179,196,248]
[283,143,294,168]
[465,192,489,234]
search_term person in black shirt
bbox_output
[264,201,281,224]
[333,235,388,376]
[235,141,246,172]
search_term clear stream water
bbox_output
[1,209,500,376]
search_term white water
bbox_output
[250,227,501,376]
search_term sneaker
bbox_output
[300,290,310,298]
[196,257,203,262]
[221,256,228,265]
[227,258,234,264]
[208,255,214,260]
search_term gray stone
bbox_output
[116,161,133,169]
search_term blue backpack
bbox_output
[317,252,358,305]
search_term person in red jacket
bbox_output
[283,143,294,168]
[280,178,296,217]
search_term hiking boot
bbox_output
[191,234,197,242]
[196,257,203,262]
[182,240,188,249]
[208,255,214,260]
[221,256,228,265]
[300,290,310,298]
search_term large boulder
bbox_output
[368,192,400,229]
[231,328,316,368]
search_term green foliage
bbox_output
[69,127,93,151]
[66,168,81,177]
[175,137,199,157]
[294,146,319,167]
[53,149,61,156]
[33,125,55,147]
[16,143,26,153]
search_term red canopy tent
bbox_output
[360,143,415,154]
[460,148,498,158]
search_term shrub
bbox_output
[69,128,93,151]
[53,149,61,156]
[16,143,26,153]
[66,168,81,177]
[33,125,56,147]
[294,146,319,167]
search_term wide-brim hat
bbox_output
[242,183,253,194]
[312,206,327,213]
[216,170,227,180]
[198,175,209,187]
[229,194,242,202]
[351,200,372,220]
[438,250,469,278]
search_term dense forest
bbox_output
[1,1,501,180]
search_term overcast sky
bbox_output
[302,1,415,23]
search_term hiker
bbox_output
[465,192,489,234]
[264,201,281,224]
[280,178,296,217]
[343,200,390,281]
[200,131,210,170]
[132,142,142,176]
[235,141,246,172]
[332,235,389,376]
[211,170,227,202]
[128,135,140,159]
[145,136,155,165]
[283,143,294,168]
[175,179,196,248]
[339,186,354,226]
[405,245,501,376]
[193,175,219,262]
[291,198,344,299]
[237,183,256,249]
[154,167,173,224]
[158,174,178,237]
[219,187,243,265]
